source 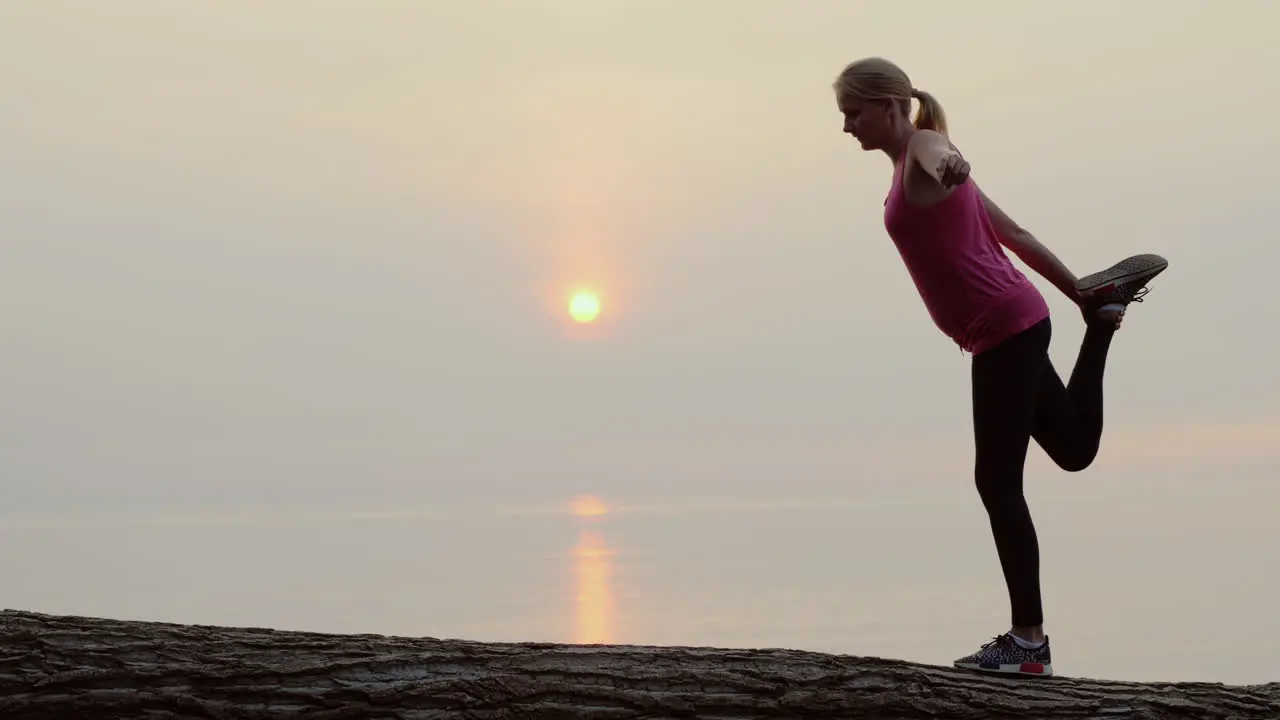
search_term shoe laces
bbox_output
[1121,285,1150,303]
[1097,283,1150,309]
[980,634,1014,650]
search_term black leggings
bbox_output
[970,316,1115,628]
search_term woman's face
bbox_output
[837,94,893,151]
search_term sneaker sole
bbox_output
[954,661,1054,677]
[1074,253,1169,294]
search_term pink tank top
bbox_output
[883,147,1049,355]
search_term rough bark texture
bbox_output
[0,610,1275,720]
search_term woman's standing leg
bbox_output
[953,318,1056,676]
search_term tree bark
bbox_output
[0,610,1275,720]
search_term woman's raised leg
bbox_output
[1032,252,1170,471]
[1029,319,1116,472]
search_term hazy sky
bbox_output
[2,0,1277,684]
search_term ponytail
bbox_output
[911,89,948,136]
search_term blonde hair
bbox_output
[833,57,948,136]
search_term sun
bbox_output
[568,292,601,323]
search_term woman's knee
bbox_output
[1054,443,1099,473]
[974,464,1024,509]
[1058,455,1094,473]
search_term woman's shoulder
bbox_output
[905,129,960,165]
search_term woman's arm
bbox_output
[977,187,1082,304]
[909,134,1082,304]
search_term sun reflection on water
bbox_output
[569,494,615,645]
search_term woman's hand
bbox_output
[912,130,970,188]
[935,150,970,187]
[1074,286,1125,328]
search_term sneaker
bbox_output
[1075,253,1169,313]
[953,633,1053,676]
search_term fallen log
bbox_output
[0,609,1275,719]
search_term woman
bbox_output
[832,57,1167,677]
